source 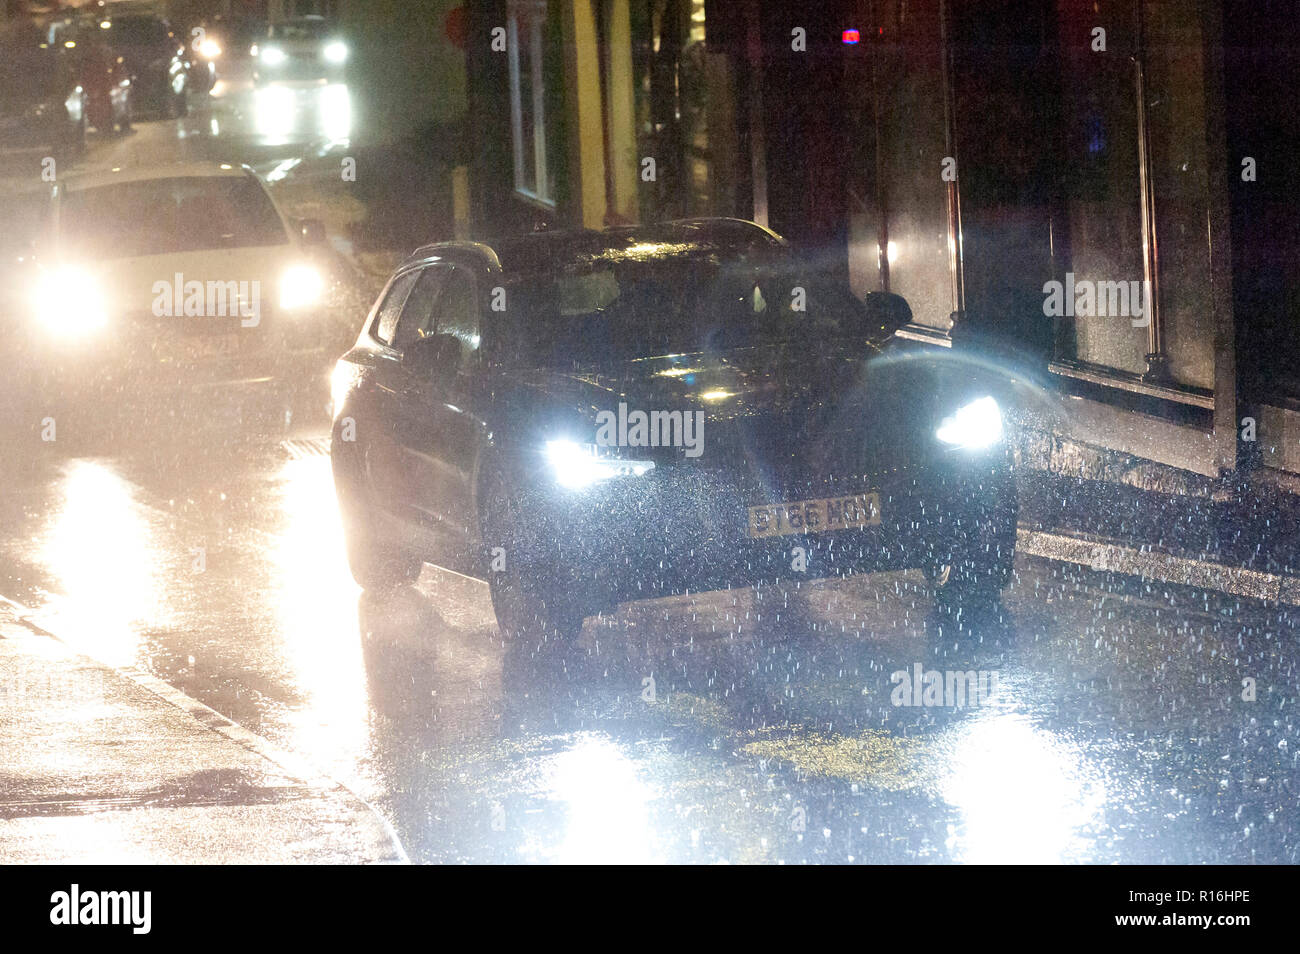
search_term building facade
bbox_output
[463,0,1300,481]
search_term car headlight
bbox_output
[260,45,286,66]
[198,38,222,59]
[33,265,108,334]
[936,396,1003,450]
[323,41,347,64]
[545,440,655,489]
[280,264,323,310]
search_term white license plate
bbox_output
[747,492,882,539]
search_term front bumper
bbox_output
[20,308,334,400]
[507,450,1016,611]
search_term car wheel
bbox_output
[333,442,421,590]
[927,488,1017,608]
[480,469,585,645]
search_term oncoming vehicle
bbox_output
[253,16,348,86]
[330,219,1018,645]
[20,162,331,393]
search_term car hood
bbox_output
[503,339,965,481]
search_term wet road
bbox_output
[1,406,1297,864]
[2,75,1298,866]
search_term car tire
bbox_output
[927,485,1017,608]
[333,442,421,590]
[480,469,585,645]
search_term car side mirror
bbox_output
[404,333,461,381]
[297,218,327,246]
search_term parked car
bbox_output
[330,219,1018,645]
[98,13,190,117]
[18,162,333,394]
[254,15,348,86]
[0,22,86,158]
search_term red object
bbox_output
[445,7,467,50]
[842,29,860,45]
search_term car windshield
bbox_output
[60,176,288,259]
[500,252,872,369]
[269,20,332,40]
[108,17,171,46]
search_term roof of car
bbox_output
[405,218,786,275]
[60,162,256,192]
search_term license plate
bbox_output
[747,492,882,539]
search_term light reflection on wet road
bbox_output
[1,410,1296,864]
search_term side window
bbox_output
[436,267,481,372]
[371,270,419,345]
[391,267,447,351]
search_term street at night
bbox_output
[0,0,1295,920]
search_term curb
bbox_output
[1016,528,1300,605]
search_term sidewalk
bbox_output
[0,603,405,864]
[1015,443,1300,604]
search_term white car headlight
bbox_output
[33,265,107,334]
[323,41,347,64]
[280,264,323,310]
[260,45,287,66]
[936,396,1003,450]
[545,440,654,489]
[198,38,222,59]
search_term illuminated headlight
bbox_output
[280,264,323,310]
[198,38,222,59]
[545,440,655,489]
[33,265,108,334]
[260,45,287,66]
[936,396,1003,450]
[323,41,348,63]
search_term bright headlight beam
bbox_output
[323,41,348,63]
[34,265,107,335]
[936,396,1003,450]
[260,45,287,65]
[280,264,323,310]
[545,440,654,489]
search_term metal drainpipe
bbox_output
[1135,0,1170,383]
[939,0,964,333]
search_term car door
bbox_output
[365,265,442,517]
[390,262,485,565]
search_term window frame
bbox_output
[507,0,554,207]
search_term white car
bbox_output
[254,16,348,86]
[24,161,330,389]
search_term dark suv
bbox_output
[330,219,1018,646]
